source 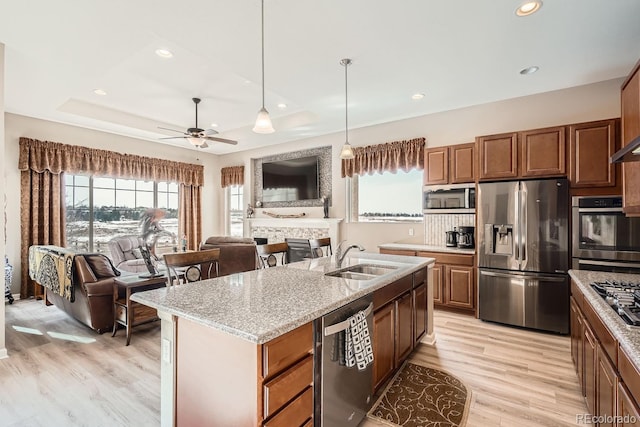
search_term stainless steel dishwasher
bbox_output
[314,294,374,426]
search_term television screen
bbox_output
[262,156,319,202]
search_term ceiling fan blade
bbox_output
[204,136,238,145]
[159,136,188,140]
[158,126,187,135]
[203,128,219,136]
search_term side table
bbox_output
[112,274,167,345]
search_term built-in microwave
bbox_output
[572,196,640,272]
[423,183,475,214]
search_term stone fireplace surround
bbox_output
[244,217,343,247]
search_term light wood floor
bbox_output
[1,300,590,427]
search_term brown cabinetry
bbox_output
[418,251,475,314]
[583,322,597,413]
[424,143,476,185]
[413,282,427,346]
[395,291,414,365]
[372,302,395,391]
[621,59,640,215]
[597,345,618,425]
[618,382,640,426]
[477,132,519,180]
[569,119,619,189]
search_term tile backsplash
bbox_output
[424,214,476,246]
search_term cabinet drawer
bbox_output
[618,346,640,405]
[417,252,474,266]
[582,300,618,365]
[263,355,313,418]
[262,323,313,379]
[263,386,313,427]
[379,248,417,256]
[373,275,412,310]
[413,268,426,287]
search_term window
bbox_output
[349,169,423,222]
[65,175,179,257]
[227,185,244,237]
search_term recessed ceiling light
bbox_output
[519,66,540,75]
[93,89,107,96]
[412,93,425,100]
[210,123,218,128]
[277,103,287,109]
[516,1,542,16]
[155,48,173,58]
[244,80,252,85]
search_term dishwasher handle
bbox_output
[324,303,374,337]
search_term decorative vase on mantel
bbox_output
[322,196,330,219]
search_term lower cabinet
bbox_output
[597,345,618,425]
[413,282,427,346]
[373,302,395,391]
[395,291,414,365]
[418,252,475,314]
[583,322,597,414]
[618,382,640,426]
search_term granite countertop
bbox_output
[378,242,476,255]
[131,252,434,344]
[568,269,640,369]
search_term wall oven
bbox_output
[572,196,640,273]
[423,183,475,214]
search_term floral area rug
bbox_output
[368,362,470,427]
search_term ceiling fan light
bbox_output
[187,136,205,146]
[253,107,275,134]
[340,142,355,160]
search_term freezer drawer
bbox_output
[478,269,569,334]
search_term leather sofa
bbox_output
[199,236,259,276]
[30,246,127,334]
[108,235,151,273]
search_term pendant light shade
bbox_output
[253,0,275,134]
[187,136,206,147]
[339,58,354,160]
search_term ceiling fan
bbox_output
[158,98,238,147]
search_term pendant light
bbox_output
[253,0,275,134]
[339,58,354,159]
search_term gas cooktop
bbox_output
[591,280,640,326]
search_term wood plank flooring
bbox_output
[1,300,590,426]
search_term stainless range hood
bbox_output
[611,135,640,163]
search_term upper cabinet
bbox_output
[622,59,640,216]
[569,119,619,189]
[477,127,566,181]
[424,142,476,185]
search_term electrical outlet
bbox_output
[408,228,414,236]
[162,338,172,363]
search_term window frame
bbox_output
[226,185,244,237]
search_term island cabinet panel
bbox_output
[569,119,619,189]
[263,355,313,419]
[395,291,414,367]
[618,346,640,407]
[618,382,640,426]
[263,387,313,427]
[477,132,519,180]
[584,323,597,413]
[424,146,449,185]
[413,282,427,346]
[520,126,566,177]
[373,302,395,391]
[262,322,313,379]
[570,296,584,389]
[449,143,476,183]
[596,346,618,424]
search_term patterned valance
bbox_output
[221,165,244,188]
[18,137,204,187]
[341,137,425,178]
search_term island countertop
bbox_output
[131,252,433,344]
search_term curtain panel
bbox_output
[220,165,244,188]
[18,137,204,186]
[341,137,425,178]
[179,184,202,251]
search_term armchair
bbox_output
[108,235,152,273]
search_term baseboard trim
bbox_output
[0,348,8,359]
[421,331,436,346]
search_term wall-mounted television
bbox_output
[262,156,319,202]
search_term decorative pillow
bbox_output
[132,248,143,259]
[84,254,121,279]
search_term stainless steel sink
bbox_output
[325,263,398,280]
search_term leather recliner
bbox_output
[199,236,260,277]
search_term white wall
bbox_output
[4,113,220,294]
[1,42,7,358]
[217,78,622,252]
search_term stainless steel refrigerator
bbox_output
[477,178,570,334]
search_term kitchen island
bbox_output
[132,252,434,427]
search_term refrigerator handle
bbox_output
[520,183,528,270]
[513,185,520,264]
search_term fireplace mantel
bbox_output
[245,217,343,246]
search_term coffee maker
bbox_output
[457,226,475,249]
[445,228,458,247]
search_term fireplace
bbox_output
[245,217,343,247]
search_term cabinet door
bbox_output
[520,126,566,177]
[373,303,395,391]
[445,265,475,309]
[477,133,519,180]
[449,143,476,183]
[622,65,640,216]
[413,282,427,346]
[570,297,584,389]
[569,119,618,188]
[618,382,640,427]
[584,324,597,413]
[432,263,443,305]
[424,146,449,185]
[395,292,414,367]
[597,346,618,425]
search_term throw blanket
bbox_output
[28,245,75,302]
[345,310,374,371]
